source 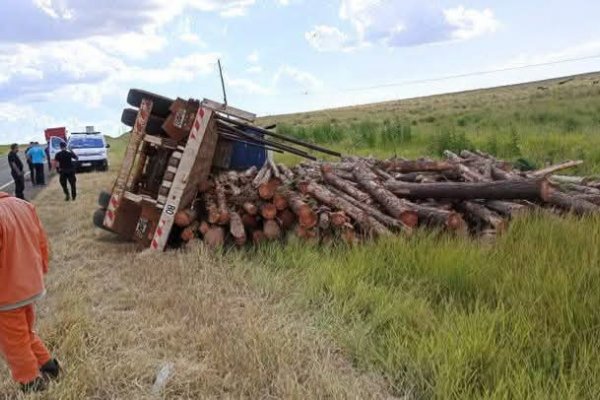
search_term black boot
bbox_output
[21,376,47,393]
[40,358,61,380]
[65,194,70,201]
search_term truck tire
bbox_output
[93,208,110,230]
[126,89,173,118]
[98,190,111,208]
[121,108,167,136]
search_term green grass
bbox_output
[242,214,600,399]
[0,145,8,156]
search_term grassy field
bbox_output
[2,73,600,399]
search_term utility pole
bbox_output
[218,59,227,106]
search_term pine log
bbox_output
[305,182,391,236]
[385,179,550,201]
[278,164,295,183]
[319,211,331,230]
[273,193,289,211]
[258,178,281,200]
[181,221,200,242]
[260,203,278,220]
[282,189,318,229]
[199,221,210,235]
[215,182,230,225]
[229,212,247,246]
[206,195,220,224]
[264,220,282,240]
[491,166,521,181]
[353,165,419,227]
[174,208,198,227]
[443,150,464,163]
[459,201,508,232]
[380,159,456,173]
[485,201,529,217]
[277,209,296,230]
[550,175,590,185]
[529,160,583,178]
[328,187,410,233]
[322,166,372,203]
[241,166,258,181]
[242,202,258,216]
[572,194,600,206]
[411,203,467,232]
[544,189,600,215]
[252,230,266,245]
[204,226,225,248]
[330,211,348,227]
[241,213,259,230]
[253,164,272,187]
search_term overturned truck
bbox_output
[93,89,339,251]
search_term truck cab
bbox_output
[68,132,110,171]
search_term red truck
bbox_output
[44,127,67,169]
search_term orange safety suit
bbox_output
[0,192,51,384]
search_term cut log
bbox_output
[277,209,296,230]
[252,230,266,245]
[174,208,198,227]
[241,213,259,230]
[258,178,281,200]
[199,221,210,235]
[550,175,590,185]
[411,203,467,232]
[491,166,522,181]
[485,201,529,217]
[322,166,371,203]
[215,182,230,225]
[273,193,289,211]
[330,211,348,227]
[264,220,282,240]
[459,201,508,232]
[206,195,220,225]
[242,202,258,216]
[328,186,410,233]
[379,159,456,173]
[572,194,600,206]
[181,221,200,242]
[260,203,278,220]
[544,189,600,215]
[282,189,318,229]
[305,182,391,236]
[318,211,331,230]
[252,164,272,187]
[353,164,419,227]
[385,179,550,201]
[278,164,295,183]
[229,212,247,246]
[204,226,225,248]
[529,160,583,178]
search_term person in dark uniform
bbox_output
[7,144,25,200]
[54,142,78,201]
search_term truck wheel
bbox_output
[98,190,111,209]
[93,208,110,230]
[120,108,167,136]
[126,89,173,118]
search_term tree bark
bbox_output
[305,182,391,236]
[229,211,247,246]
[459,201,507,232]
[175,208,198,227]
[322,166,372,203]
[204,226,225,248]
[529,160,583,178]
[242,202,258,216]
[385,179,550,201]
[544,189,600,215]
[215,181,230,225]
[281,189,318,229]
[379,159,457,173]
[353,165,419,227]
[485,200,529,217]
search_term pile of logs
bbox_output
[172,149,600,248]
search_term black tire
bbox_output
[98,190,111,208]
[126,89,174,118]
[93,208,108,230]
[120,108,167,136]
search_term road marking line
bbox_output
[0,172,32,191]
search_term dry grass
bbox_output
[0,172,391,399]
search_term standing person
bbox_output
[29,143,46,186]
[24,142,36,185]
[0,192,60,393]
[7,144,25,200]
[55,142,78,201]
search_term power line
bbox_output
[301,54,600,96]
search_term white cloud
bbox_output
[308,1,500,52]
[33,0,74,20]
[274,65,322,91]
[247,50,260,63]
[305,25,354,52]
[444,6,499,40]
[246,66,263,74]
[226,77,272,95]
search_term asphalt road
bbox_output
[0,152,44,198]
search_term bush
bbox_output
[353,121,378,148]
[430,128,474,156]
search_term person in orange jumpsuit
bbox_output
[0,192,60,393]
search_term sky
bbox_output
[1,0,600,144]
